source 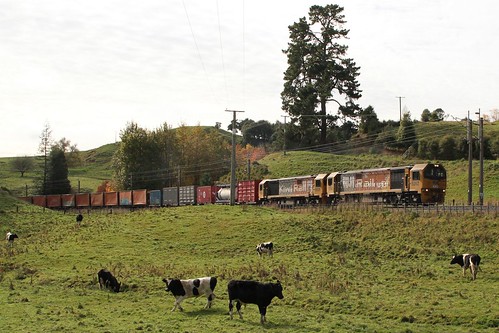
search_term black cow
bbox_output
[256,242,273,257]
[98,269,120,292]
[451,253,481,280]
[228,280,284,324]
[76,214,83,224]
[6,232,18,246]
[162,277,217,312]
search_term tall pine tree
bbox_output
[282,4,362,144]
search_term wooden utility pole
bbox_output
[476,109,484,205]
[396,96,405,122]
[281,115,288,155]
[467,111,473,206]
[226,109,245,206]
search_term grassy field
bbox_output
[1,192,498,332]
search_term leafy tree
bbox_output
[491,135,499,158]
[421,109,431,122]
[113,122,174,190]
[241,120,274,146]
[10,156,34,177]
[439,135,457,160]
[375,126,396,149]
[417,138,429,159]
[54,137,81,167]
[45,147,71,194]
[396,112,417,149]
[282,4,362,144]
[430,108,445,122]
[175,125,231,185]
[359,106,380,134]
[429,140,440,159]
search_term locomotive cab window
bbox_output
[412,171,420,180]
[315,180,321,187]
[424,166,446,180]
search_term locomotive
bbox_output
[18,163,446,209]
[259,163,446,206]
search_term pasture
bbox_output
[1,199,498,332]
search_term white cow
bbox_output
[162,276,217,312]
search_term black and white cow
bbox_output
[451,253,481,280]
[98,269,120,292]
[256,242,273,257]
[76,214,83,224]
[228,280,284,325]
[162,276,217,312]
[6,232,18,246]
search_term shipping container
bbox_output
[133,189,147,206]
[179,185,197,205]
[18,196,32,204]
[119,191,133,206]
[91,193,104,207]
[163,187,178,206]
[148,190,162,206]
[76,193,91,207]
[32,195,47,207]
[104,192,119,206]
[197,185,219,204]
[237,180,260,204]
[62,194,75,208]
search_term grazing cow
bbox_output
[256,242,273,257]
[98,269,120,292]
[451,253,481,280]
[5,232,18,246]
[76,214,83,224]
[228,280,284,324]
[162,276,217,312]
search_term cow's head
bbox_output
[162,278,172,292]
[450,254,463,265]
[113,282,121,293]
[272,281,284,299]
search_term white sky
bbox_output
[1,0,498,157]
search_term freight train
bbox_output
[18,163,446,209]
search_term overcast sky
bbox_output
[1,0,498,157]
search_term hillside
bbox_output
[1,121,498,203]
[0,193,497,332]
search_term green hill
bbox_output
[1,121,498,203]
[0,194,497,332]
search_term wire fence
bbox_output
[280,202,499,216]
[7,201,499,216]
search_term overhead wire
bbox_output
[216,0,229,106]
[182,0,220,105]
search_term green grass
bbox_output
[1,191,498,332]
